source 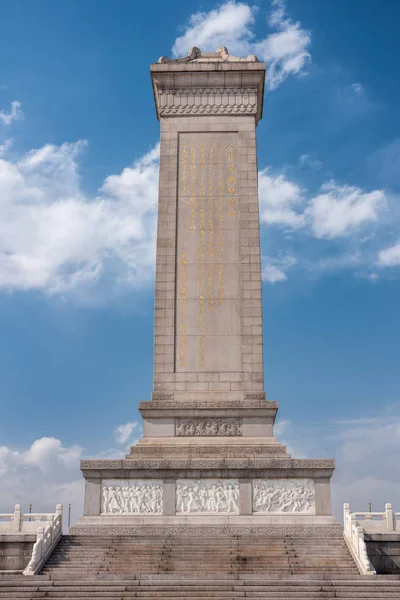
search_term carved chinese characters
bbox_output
[252,479,315,514]
[175,418,242,436]
[176,134,241,372]
[176,480,239,514]
[101,480,163,515]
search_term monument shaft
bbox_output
[152,54,265,401]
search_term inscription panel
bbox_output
[176,133,241,372]
[252,479,315,514]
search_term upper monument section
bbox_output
[151,47,266,124]
[157,46,259,63]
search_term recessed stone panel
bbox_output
[176,479,239,514]
[101,480,163,515]
[252,479,315,514]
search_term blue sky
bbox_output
[0,0,399,522]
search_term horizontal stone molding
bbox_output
[175,418,242,437]
[81,458,335,471]
[128,445,288,458]
[141,399,276,410]
[70,524,342,537]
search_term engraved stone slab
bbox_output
[252,479,315,514]
[101,480,163,515]
[175,418,242,436]
[176,134,241,373]
[176,479,239,514]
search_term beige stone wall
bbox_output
[154,116,264,397]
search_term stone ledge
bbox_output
[127,445,288,458]
[81,458,335,471]
[141,399,277,410]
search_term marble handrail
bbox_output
[23,505,63,576]
[343,503,381,575]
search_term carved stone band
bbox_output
[175,418,242,437]
[158,87,258,117]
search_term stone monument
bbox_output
[72,47,336,536]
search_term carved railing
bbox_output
[342,503,400,575]
[22,504,63,576]
[0,504,61,534]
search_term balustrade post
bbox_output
[385,503,394,531]
[36,527,44,564]
[12,504,22,532]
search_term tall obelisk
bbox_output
[73,48,336,535]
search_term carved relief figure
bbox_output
[175,418,242,437]
[101,480,163,515]
[176,480,239,514]
[252,479,315,514]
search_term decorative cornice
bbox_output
[158,87,258,117]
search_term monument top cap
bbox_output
[157,46,259,64]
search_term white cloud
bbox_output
[262,254,297,283]
[259,168,305,228]
[0,139,12,156]
[0,100,23,126]
[276,408,400,520]
[0,141,159,296]
[0,437,84,526]
[172,0,311,90]
[350,82,364,96]
[377,241,400,267]
[115,421,141,445]
[306,182,387,239]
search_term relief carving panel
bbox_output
[101,480,163,515]
[252,479,315,514]
[176,479,239,514]
[175,418,242,436]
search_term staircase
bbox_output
[0,533,399,599]
[41,534,359,577]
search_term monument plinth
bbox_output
[72,47,337,536]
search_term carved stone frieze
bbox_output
[253,479,315,514]
[176,480,239,514]
[244,393,266,401]
[81,457,335,471]
[158,87,258,117]
[140,399,277,410]
[151,393,174,402]
[175,418,242,437]
[71,525,342,537]
[101,480,163,515]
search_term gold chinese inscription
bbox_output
[179,252,187,367]
[226,143,237,219]
[178,137,238,370]
[208,144,215,311]
[217,144,224,306]
[190,144,197,230]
